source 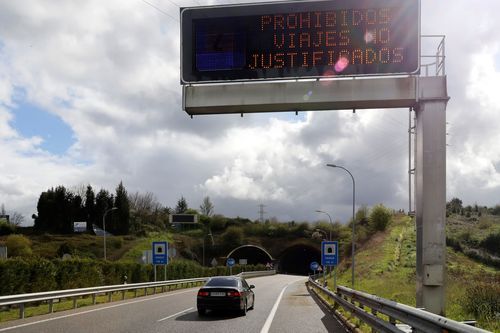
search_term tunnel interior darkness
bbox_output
[279,244,321,275]
[229,245,273,265]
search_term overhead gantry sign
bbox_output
[181,0,419,83]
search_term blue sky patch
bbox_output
[11,98,76,156]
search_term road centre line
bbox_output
[157,307,193,322]
[260,277,305,333]
[0,289,196,332]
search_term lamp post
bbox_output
[316,210,334,282]
[326,163,356,288]
[103,207,118,260]
[315,210,333,240]
[312,228,328,286]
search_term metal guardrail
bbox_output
[0,270,275,319]
[308,277,490,333]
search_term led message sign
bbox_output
[181,0,419,83]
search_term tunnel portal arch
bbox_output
[226,245,274,265]
[279,244,321,275]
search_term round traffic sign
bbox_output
[227,258,235,267]
[310,261,319,271]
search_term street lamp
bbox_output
[103,207,118,260]
[326,163,356,288]
[311,228,328,286]
[315,210,333,240]
[315,210,334,282]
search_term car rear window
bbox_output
[205,278,239,287]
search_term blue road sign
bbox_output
[321,241,338,266]
[310,261,319,271]
[227,258,235,267]
[152,241,168,265]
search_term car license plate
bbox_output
[210,292,226,297]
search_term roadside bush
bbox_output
[0,257,267,295]
[463,281,500,321]
[0,220,15,235]
[5,234,32,257]
[480,231,500,255]
[0,258,31,295]
[369,204,392,232]
[57,242,76,257]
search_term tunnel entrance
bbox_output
[279,244,321,275]
[226,245,273,265]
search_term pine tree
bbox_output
[175,196,189,214]
[114,181,130,235]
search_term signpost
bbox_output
[310,261,319,276]
[227,257,235,275]
[181,0,419,83]
[152,242,168,281]
[322,241,339,288]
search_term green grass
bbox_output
[120,232,173,262]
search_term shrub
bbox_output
[463,281,500,321]
[369,204,392,232]
[5,234,32,257]
[480,231,500,255]
[221,226,244,250]
[0,220,15,235]
[57,242,76,257]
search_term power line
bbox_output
[140,0,179,22]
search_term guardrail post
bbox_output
[389,316,396,325]
[73,297,77,309]
[144,288,147,296]
[121,290,125,300]
[153,287,156,295]
[92,294,97,305]
[371,309,378,333]
[134,289,138,298]
[19,303,25,319]
[49,299,54,313]
[108,292,112,302]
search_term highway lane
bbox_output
[0,274,348,333]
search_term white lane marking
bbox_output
[0,289,196,332]
[260,278,305,333]
[157,307,193,322]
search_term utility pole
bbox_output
[258,204,266,223]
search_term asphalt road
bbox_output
[0,274,348,333]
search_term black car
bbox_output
[197,276,255,316]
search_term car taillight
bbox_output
[198,291,209,296]
[227,290,241,297]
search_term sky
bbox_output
[1,0,500,226]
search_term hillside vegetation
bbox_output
[331,214,500,332]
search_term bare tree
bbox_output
[199,196,214,216]
[10,212,25,226]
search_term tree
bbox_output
[95,189,112,229]
[199,196,214,216]
[114,181,130,235]
[446,197,463,215]
[369,204,392,232]
[84,185,96,232]
[175,196,189,214]
[221,226,244,251]
[10,212,24,226]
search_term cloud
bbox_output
[1,0,500,224]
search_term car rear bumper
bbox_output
[197,297,243,310]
